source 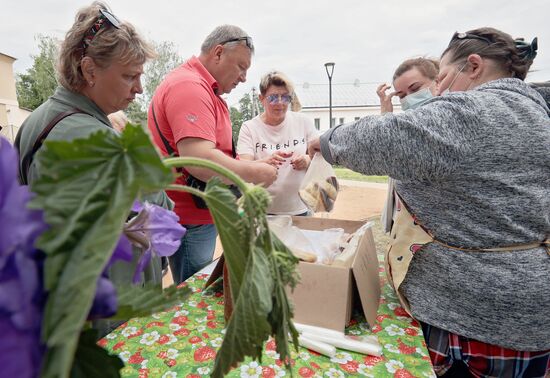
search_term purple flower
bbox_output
[125,202,186,283]
[0,138,46,257]
[88,276,117,320]
[0,137,48,378]
[87,235,132,320]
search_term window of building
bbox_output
[314,118,320,130]
[355,116,360,121]
[339,117,345,125]
[331,118,336,128]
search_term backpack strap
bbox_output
[17,109,84,185]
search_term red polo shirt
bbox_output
[148,56,233,225]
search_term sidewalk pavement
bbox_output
[338,179,388,190]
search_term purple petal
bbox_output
[133,249,152,284]
[131,200,143,213]
[0,316,42,378]
[109,234,133,267]
[0,180,47,256]
[88,276,117,320]
[142,203,186,257]
[0,138,19,207]
[0,138,45,375]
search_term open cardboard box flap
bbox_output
[205,217,381,332]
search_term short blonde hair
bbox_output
[259,71,302,111]
[57,1,155,92]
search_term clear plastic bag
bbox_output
[299,153,339,212]
[267,216,347,264]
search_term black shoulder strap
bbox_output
[151,100,237,160]
[151,102,176,156]
[17,109,84,185]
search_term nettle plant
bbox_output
[0,125,299,378]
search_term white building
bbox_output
[0,52,31,143]
[295,80,401,132]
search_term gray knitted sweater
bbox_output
[320,78,550,350]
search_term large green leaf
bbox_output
[162,157,301,375]
[29,125,173,378]
[211,246,274,377]
[198,179,299,376]
[70,329,124,378]
[111,283,192,320]
[203,178,249,299]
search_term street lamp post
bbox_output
[324,62,335,128]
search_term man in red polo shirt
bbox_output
[148,25,277,284]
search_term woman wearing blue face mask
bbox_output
[378,58,439,233]
[309,27,549,378]
[376,57,439,114]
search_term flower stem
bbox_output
[163,157,249,193]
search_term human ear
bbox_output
[466,54,483,80]
[80,57,96,82]
[213,45,224,62]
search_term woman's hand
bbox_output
[108,111,129,132]
[376,83,396,114]
[261,150,293,167]
[307,137,321,158]
[290,154,310,170]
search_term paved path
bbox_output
[339,179,388,190]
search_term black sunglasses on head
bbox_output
[81,9,121,56]
[221,36,253,50]
[449,32,492,46]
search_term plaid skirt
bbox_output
[421,322,550,378]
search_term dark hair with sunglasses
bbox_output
[57,1,155,92]
[441,27,538,80]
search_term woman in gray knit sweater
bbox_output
[309,27,549,378]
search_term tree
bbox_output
[129,41,183,124]
[230,90,264,143]
[16,35,59,110]
[230,106,243,143]
[143,41,183,106]
[125,101,148,126]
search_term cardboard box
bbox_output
[289,216,381,332]
[204,217,381,333]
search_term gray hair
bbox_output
[200,24,254,54]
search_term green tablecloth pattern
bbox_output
[101,261,435,378]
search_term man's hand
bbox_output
[307,137,321,158]
[290,153,310,170]
[376,83,396,114]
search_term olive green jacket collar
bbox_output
[51,86,111,127]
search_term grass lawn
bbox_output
[334,167,388,183]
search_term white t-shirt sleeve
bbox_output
[236,121,255,156]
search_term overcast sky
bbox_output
[2,0,548,107]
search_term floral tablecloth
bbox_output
[102,258,435,378]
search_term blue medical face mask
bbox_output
[400,87,433,110]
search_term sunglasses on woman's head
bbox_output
[449,32,492,46]
[266,94,292,104]
[81,9,121,57]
